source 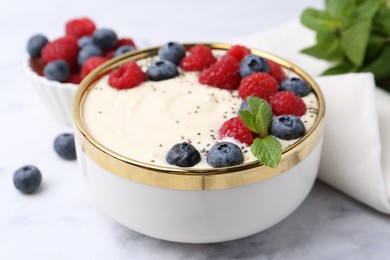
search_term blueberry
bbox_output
[279,77,311,97]
[158,42,185,65]
[147,60,178,81]
[93,28,118,50]
[206,142,244,168]
[13,165,42,194]
[77,44,102,66]
[166,142,201,167]
[240,54,269,78]
[239,99,249,112]
[43,60,70,82]
[78,36,93,48]
[113,45,136,58]
[54,133,77,160]
[270,115,305,140]
[27,34,48,58]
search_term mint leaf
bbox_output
[251,136,282,168]
[251,98,272,138]
[326,0,356,19]
[321,59,356,75]
[301,8,341,32]
[239,110,258,133]
[373,3,390,36]
[341,20,372,66]
[300,36,342,61]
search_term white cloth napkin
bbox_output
[233,20,390,214]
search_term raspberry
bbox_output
[108,60,146,89]
[238,72,278,101]
[219,116,254,145]
[104,49,115,59]
[81,57,108,79]
[180,45,217,71]
[41,36,79,69]
[199,55,241,90]
[117,38,136,48]
[65,17,96,39]
[226,45,251,62]
[67,73,82,84]
[269,91,306,116]
[267,59,285,84]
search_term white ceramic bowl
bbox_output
[72,43,325,243]
[25,57,78,126]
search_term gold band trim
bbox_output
[72,43,325,190]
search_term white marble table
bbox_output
[1,0,390,259]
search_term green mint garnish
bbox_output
[239,97,282,168]
[300,0,390,90]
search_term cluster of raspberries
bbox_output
[27,17,137,84]
[106,43,308,145]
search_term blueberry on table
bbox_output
[270,115,305,140]
[13,165,42,194]
[54,133,77,160]
[279,77,311,97]
[77,44,102,66]
[27,34,48,58]
[147,60,178,81]
[43,60,70,82]
[207,142,244,168]
[166,142,201,167]
[92,28,118,50]
[239,54,269,78]
[113,45,136,57]
[158,42,185,65]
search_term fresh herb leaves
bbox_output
[239,97,282,168]
[300,0,390,89]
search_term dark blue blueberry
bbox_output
[147,60,178,81]
[206,142,244,168]
[158,42,185,65]
[13,165,42,194]
[43,60,70,82]
[54,133,77,160]
[270,115,305,140]
[279,77,311,97]
[77,44,102,66]
[166,142,201,167]
[113,45,136,58]
[239,99,249,112]
[239,54,269,78]
[93,28,118,50]
[77,36,93,48]
[27,34,48,58]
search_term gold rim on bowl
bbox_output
[72,43,325,191]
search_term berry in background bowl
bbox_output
[72,43,325,243]
[25,17,138,126]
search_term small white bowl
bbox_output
[25,57,78,126]
[72,43,325,243]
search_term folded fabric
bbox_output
[232,20,390,214]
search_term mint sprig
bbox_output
[239,97,282,168]
[300,0,390,90]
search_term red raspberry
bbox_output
[267,59,286,84]
[65,17,96,39]
[67,73,82,84]
[219,116,254,145]
[180,45,217,71]
[104,49,115,59]
[238,72,278,101]
[108,60,146,89]
[199,55,241,90]
[226,45,251,62]
[269,91,306,116]
[117,38,136,48]
[81,57,108,79]
[41,36,79,69]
